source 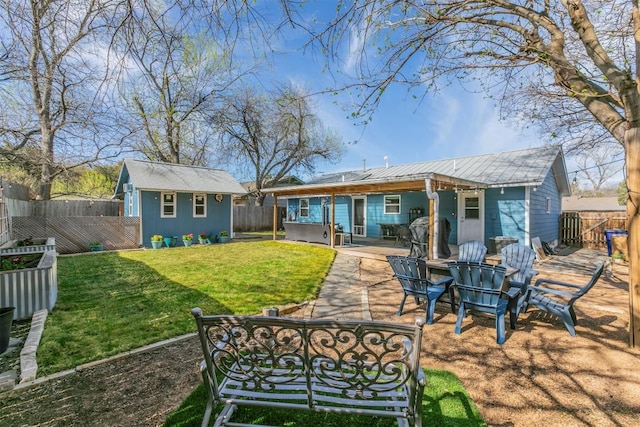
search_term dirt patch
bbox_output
[365,258,640,426]
[1,257,639,426]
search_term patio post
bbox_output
[272,194,278,241]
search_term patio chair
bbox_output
[386,255,454,324]
[500,243,539,313]
[458,240,488,262]
[447,261,521,344]
[522,261,605,336]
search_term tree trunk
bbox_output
[626,127,640,347]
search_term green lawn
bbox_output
[36,239,485,426]
[37,241,334,375]
[164,369,485,426]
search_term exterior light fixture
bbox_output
[500,187,504,195]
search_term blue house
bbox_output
[266,146,571,256]
[114,159,246,247]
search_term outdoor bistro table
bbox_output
[424,259,519,291]
[423,259,521,312]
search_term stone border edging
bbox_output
[10,332,197,393]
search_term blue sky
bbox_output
[249,1,624,188]
[256,2,547,176]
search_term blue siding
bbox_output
[530,171,562,243]
[438,191,457,244]
[141,191,232,247]
[483,187,527,245]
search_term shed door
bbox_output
[457,192,484,244]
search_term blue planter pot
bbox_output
[183,240,193,247]
[151,241,162,249]
[219,236,230,243]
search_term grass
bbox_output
[37,241,335,375]
[36,238,485,426]
[164,369,485,426]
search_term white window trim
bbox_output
[384,195,401,215]
[161,192,177,218]
[128,192,133,217]
[193,193,207,217]
[299,198,310,218]
[546,197,552,214]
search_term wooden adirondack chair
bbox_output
[500,243,539,313]
[386,255,454,324]
[522,261,605,336]
[458,241,488,262]
[447,261,521,344]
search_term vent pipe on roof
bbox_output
[425,179,440,259]
[384,156,389,168]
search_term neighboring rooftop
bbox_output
[563,196,625,211]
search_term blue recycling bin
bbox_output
[604,229,627,256]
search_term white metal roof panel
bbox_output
[122,159,247,194]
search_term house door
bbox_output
[352,197,366,236]
[457,192,484,244]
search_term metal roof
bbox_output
[115,159,247,195]
[267,145,570,196]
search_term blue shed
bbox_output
[114,159,246,247]
[266,146,571,255]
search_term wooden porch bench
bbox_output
[192,308,426,427]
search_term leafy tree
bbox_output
[0,0,127,200]
[213,84,344,205]
[302,1,640,345]
[117,4,246,165]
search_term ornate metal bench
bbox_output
[192,308,426,427]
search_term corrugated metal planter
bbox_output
[0,237,56,256]
[0,250,57,321]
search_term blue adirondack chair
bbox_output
[458,241,488,262]
[500,243,539,314]
[447,261,521,344]
[386,255,454,324]
[522,261,605,336]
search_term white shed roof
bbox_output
[115,159,247,195]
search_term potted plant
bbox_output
[182,233,194,247]
[89,242,104,252]
[219,231,230,243]
[151,235,163,249]
[198,233,209,245]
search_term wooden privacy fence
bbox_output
[560,211,627,249]
[233,205,285,232]
[12,216,140,254]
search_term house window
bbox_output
[384,195,401,215]
[546,197,552,214]
[128,192,133,217]
[299,199,309,218]
[161,192,176,218]
[193,193,207,217]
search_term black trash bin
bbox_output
[0,306,15,354]
[604,229,628,256]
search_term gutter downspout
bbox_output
[425,179,439,259]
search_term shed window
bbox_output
[193,193,207,217]
[384,195,401,215]
[299,199,309,218]
[161,192,176,218]
[546,197,552,214]
[128,192,133,217]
